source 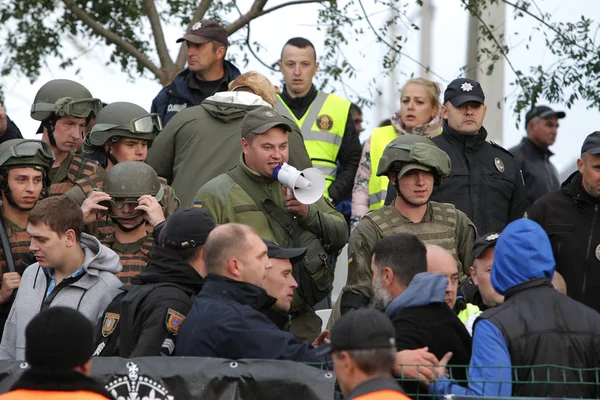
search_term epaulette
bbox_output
[490,141,515,158]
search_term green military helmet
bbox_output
[0,139,54,173]
[30,79,102,121]
[86,102,161,152]
[376,135,451,186]
[102,161,164,201]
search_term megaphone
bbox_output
[273,163,326,205]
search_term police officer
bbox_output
[82,162,166,284]
[0,139,54,335]
[94,207,216,357]
[276,37,361,205]
[194,107,348,341]
[429,78,527,234]
[334,135,476,322]
[30,79,105,196]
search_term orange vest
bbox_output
[354,390,411,400]
[0,390,108,399]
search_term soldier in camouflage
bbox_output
[331,134,476,325]
[0,139,54,335]
[30,79,105,196]
[81,162,166,284]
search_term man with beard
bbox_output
[372,233,472,398]
[0,139,54,336]
[333,135,476,322]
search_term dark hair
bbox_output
[372,233,427,287]
[350,103,362,115]
[28,196,83,242]
[281,37,317,61]
[178,246,203,263]
[204,224,256,275]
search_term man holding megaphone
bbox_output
[193,107,349,341]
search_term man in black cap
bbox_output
[319,308,410,400]
[151,19,241,125]
[463,232,504,311]
[510,105,566,208]
[93,207,216,357]
[4,307,112,399]
[529,131,600,313]
[426,78,527,235]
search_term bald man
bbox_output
[426,244,481,335]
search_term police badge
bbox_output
[166,308,185,335]
[101,312,120,337]
[494,157,505,173]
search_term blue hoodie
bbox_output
[430,219,556,398]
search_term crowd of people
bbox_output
[0,17,599,400]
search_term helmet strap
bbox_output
[42,119,57,148]
[393,172,423,208]
[106,144,119,168]
[0,173,35,212]
[110,216,146,233]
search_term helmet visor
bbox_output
[0,140,54,168]
[92,114,162,135]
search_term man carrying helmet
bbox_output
[333,135,476,321]
[0,139,54,336]
[30,79,105,196]
[81,162,166,284]
[65,102,180,233]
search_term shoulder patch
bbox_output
[101,312,120,337]
[193,200,203,209]
[348,255,353,263]
[165,308,185,335]
[490,141,515,158]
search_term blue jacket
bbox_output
[174,275,329,364]
[151,60,241,126]
[431,218,555,398]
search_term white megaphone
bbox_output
[273,163,326,205]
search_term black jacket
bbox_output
[429,122,527,235]
[478,278,600,398]
[0,117,23,144]
[528,172,600,311]
[10,368,113,398]
[279,85,361,204]
[509,137,559,209]
[94,245,204,357]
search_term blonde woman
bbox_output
[351,78,443,229]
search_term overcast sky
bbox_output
[2,0,597,174]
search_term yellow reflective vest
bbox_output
[368,125,398,210]
[276,92,350,197]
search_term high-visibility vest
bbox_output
[276,92,350,197]
[368,125,398,210]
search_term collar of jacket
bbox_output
[202,274,277,311]
[169,60,241,100]
[562,171,600,206]
[239,153,278,185]
[262,307,292,330]
[442,120,488,151]
[521,137,554,158]
[280,84,318,113]
[344,376,405,400]
[503,277,553,300]
[385,272,448,317]
[11,368,113,399]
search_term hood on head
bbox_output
[385,272,448,316]
[491,219,555,295]
[80,233,122,275]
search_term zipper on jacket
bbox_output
[582,204,599,300]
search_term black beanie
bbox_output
[25,307,94,369]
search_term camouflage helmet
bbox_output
[377,135,451,185]
[102,161,163,201]
[30,79,102,122]
[85,102,161,151]
[0,139,54,174]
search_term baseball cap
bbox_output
[316,308,396,356]
[241,106,294,137]
[25,307,94,369]
[443,78,485,107]
[581,131,600,155]
[162,207,217,249]
[176,19,228,45]
[525,105,566,128]
[397,163,431,179]
[263,239,306,264]
[472,232,500,260]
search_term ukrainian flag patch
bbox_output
[348,255,353,263]
[193,200,203,209]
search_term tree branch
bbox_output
[142,0,174,73]
[225,0,267,36]
[261,0,327,18]
[175,0,212,71]
[61,0,164,82]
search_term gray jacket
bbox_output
[0,233,123,360]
